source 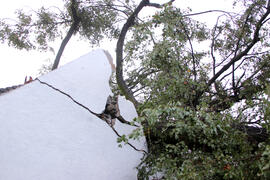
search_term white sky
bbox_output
[0,0,233,87]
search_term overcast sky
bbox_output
[0,0,234,87]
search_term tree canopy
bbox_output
[1,0,270,179]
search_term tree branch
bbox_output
[183,10,238,17]
[211,16,222,78]
[180,20,197,81]
[52,0,80,70]
[116,0,150,108]
[193,5,270,106]
[111,126,147,154]
[219,56,246,82]
[207,6,270,87]
[147,0,175,8]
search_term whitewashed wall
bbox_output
[0,50,146,180]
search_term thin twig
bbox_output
[111,126,147,154]
[183,10,238,17]
[179,19,197,80]
[207,5,270,87]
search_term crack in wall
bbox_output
[36,78,146,154]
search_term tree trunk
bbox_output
[51,21,78,70]
[52,0,80,70]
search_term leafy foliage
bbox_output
[117,0,270,179]
[0,8,62,51]
[0,0,123,51]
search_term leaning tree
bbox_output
[1,0,270,179]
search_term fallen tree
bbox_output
[114,0,270,179]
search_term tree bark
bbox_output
[51,22,78,70]
[116,0,150,107]
[52,0,80,70]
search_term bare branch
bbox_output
[147,0,175,8]
[207,7,270,87]
[219,57,246,82]
[147,2,161,8]
[179,19,197,80]
[193,5,270,106]
[214,51,234,68]
[211,16,223,77]
[232,11,252,93]
[183,10,239,17]
[236,70,246,88]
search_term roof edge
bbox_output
[102,49,116,72]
